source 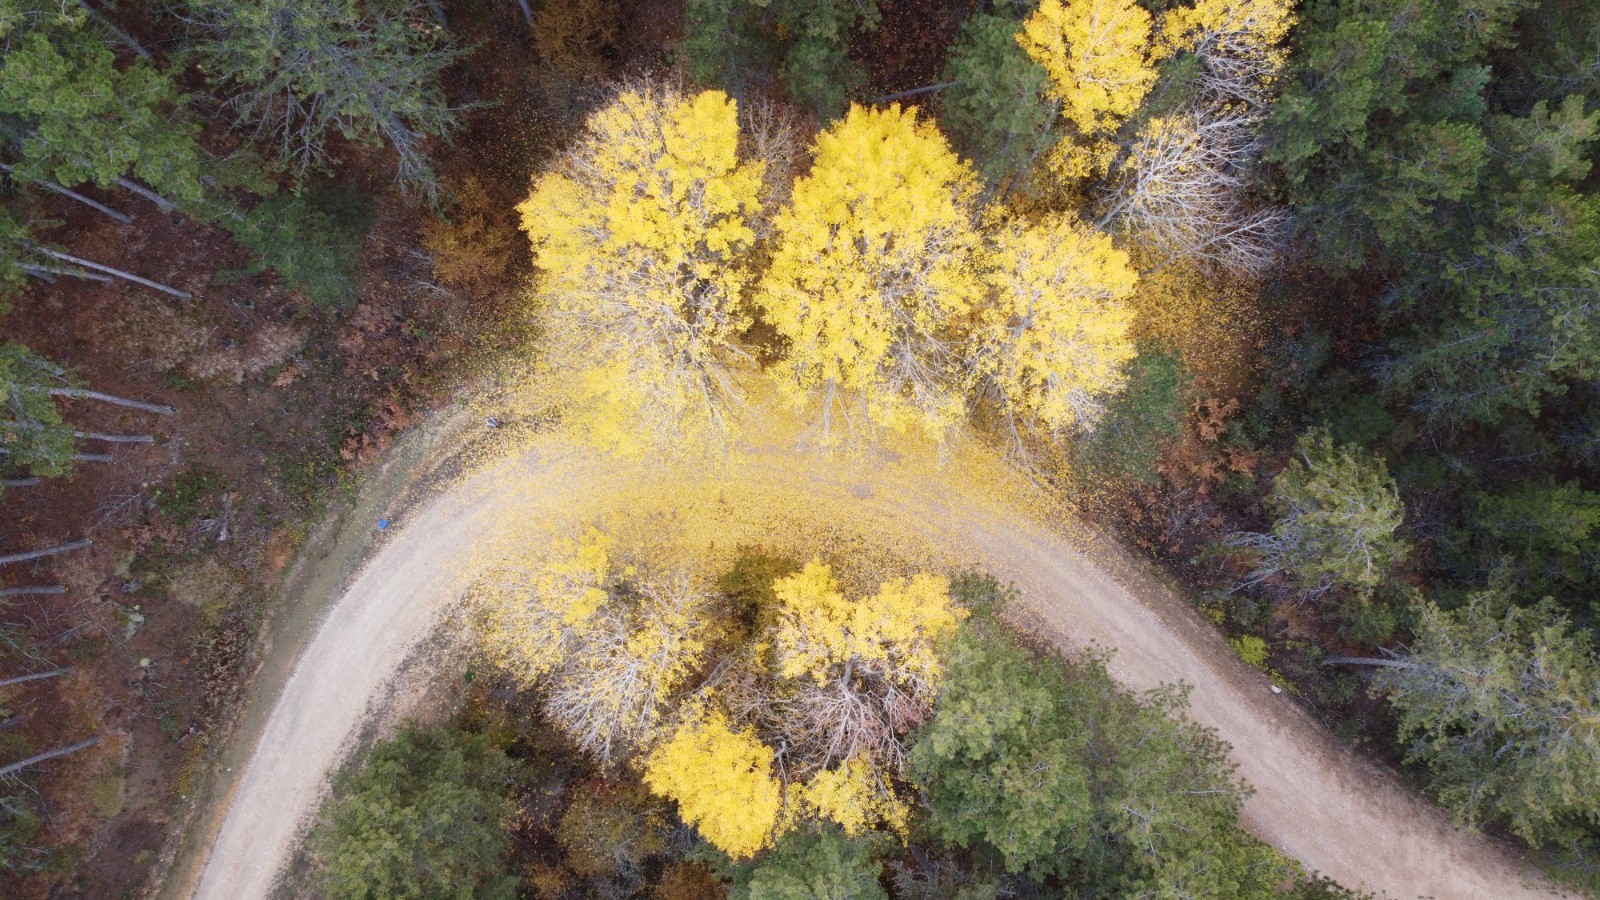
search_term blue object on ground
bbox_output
[378,518,389,531]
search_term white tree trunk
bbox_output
[0,736,99,778]
[48,387,174,415]
[0,538,91,567]
[0,164,132,223]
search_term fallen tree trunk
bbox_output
[1322,656,1413,669]
[35,248,190,299]
[0,736,99,778]
[0,667,73,688]
[0,585,66,597]
[0,164,132,223]
[0,539,91,567]
[48,387,174,415]
[75,431,154,444]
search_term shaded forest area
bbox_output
[1,0,1598,896]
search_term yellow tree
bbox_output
[761,561,962,833]
[768,562,963,763]
[966,214,1138,441]
[1018,0,1160,179]
[518,82,765,446]
[757,104,984,440]
[476,528,717,763]
[475,527,616,683]
[1106,0,1295,273]
[1159,0,1294,108]
[643,707,787,858]
[545,572,718,763]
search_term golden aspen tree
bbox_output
[643,707,787,858]
[475,527,617,682]
[967,214,1139,439]
[545,573,718,763]
[960,216,1139,438]
[1018,0,1159,178]
[767,562,964,775]
[770,562,963,689]
[757,104,984,440]
[1106,0,1295,273]
[798,756,911,836]
[518,83,765,446]
[1159,0,1294,106]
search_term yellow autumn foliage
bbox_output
[1159,0,1294,71]
[758,104,984,440]
[519,83,765,447]
[1019,0,1158,178]
[797,756,911,836]
[770,560,964,688]
[643,708,787,858]
[546,573,718,762]
[476,526,615,682]
[970,214,1139,434]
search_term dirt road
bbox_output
[183,439,1559,900]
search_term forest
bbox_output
[0,0,1597,897]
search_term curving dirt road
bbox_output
[181,438,1559,900]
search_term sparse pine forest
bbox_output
[0,0,1597,897]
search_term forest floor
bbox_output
[167,410,1562,900]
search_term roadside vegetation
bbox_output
[1,0,1597,896]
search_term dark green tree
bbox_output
[1227,429,1408,598]
[725,825,887,900]
[0,0,205,207]
[938,12,1056,185]
[1371,589,1600,848]
[682,0,880,117]
[309,724,518,900]
[186,0,464,201]
[0,341,76,481]
[909,616,1288,895]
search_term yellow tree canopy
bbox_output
[968,214,1139,435]
[518,83,766,444]
[643,708,787,858]
[797,756,911,836]
[757,103,984,439]
[769,560,964,689]
[1159,0,1294,76]
[475,527,616,682]
[545,573,718,763]
[1018,0,1159,177]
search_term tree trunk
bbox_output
[49,387,175,415]
[35,248,191,299]
[867,81,960,105]
[514,0,534,27]
[0,668,72,688]
[114,177,175,212]
[22,263,113,283]
[0,164,132,223]
[0,585,66,597]
[0,736,99,778]
[0,539,91,567]
[77,1,150,58]
[1322,656,1413,669]
[2,478,41,488]
[75,431,154,444]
